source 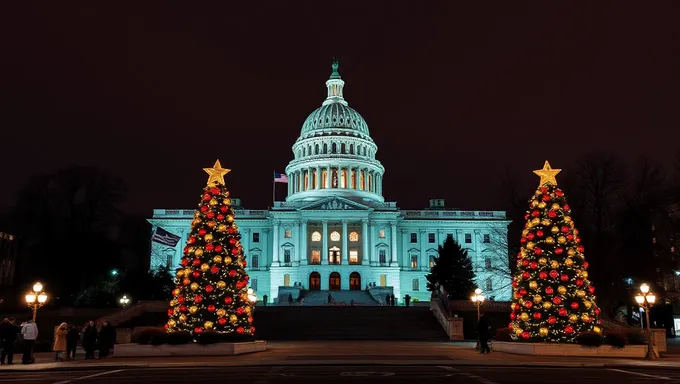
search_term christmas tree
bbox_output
[509,161,601,342]
[167,160,256,338]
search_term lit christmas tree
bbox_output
[509,161,601,342]
[167,160,256,338]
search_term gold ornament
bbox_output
[581,314,590,322]
[190,282,199,291]
[208,221,217,228]
[217,280,227,289]
[545,237,555,245]
[538,202,547,209]
[574,229,579,236]
[515,328,523,336]
[568,249,576,256]
[194,212,201,218]
[205,233,214,242]
[217,224,227,232]
[557,286,567,295]
[228,216,234,222]
[170,299,178,306]
[230,315,238,323]
[192,219,201,226]
[526,242,535,250]
[203,159,231,186]
[581,271,589,279]
[533,160,562,186]
[551,226,560,234]
[522,229,529,237]
[557,236,567,244]
[223,198,232,205]
[538,257,547,265]
[529,281,538,290]
[539,327,549,337]
[209,198,218,206]
[216,309,226,317]
[184,268,191,276]
[593,326,601,333]
[189,306,198,314]
[168,319,176,327]
[204,321,214,329]
[533,295,543,303]
[564,216,572,223]
[541,219,551,226]
[531,200,539,208]
[584,301,592,309]
[179,314,187,322]
[213,255,223,263]
[565,258,574,267]
[245,306,251,314]
[543,301,552,309]
[201,263,210,272]
[195,248,204,257]
[569,314,578,322]
[520,312,529,322]
[550,260,559,269]
[576,290,586,298]
[531,217,540,225]
[551,203,560,210]
[176,270,184,277]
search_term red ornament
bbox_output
[217,214,225,220]
[192,271,200,278]
[524,301,533,309]
[524,213,530,220]
[594,308,601,316]
[540,187,548,194]
[211,187,220,194]
[229,238,237,245]
[237,327,245,334]
[248,316,253,323]
[552,297,562,305]
[534,248,543,255]
[510,312,517,320]
[575,237,581,244]
[583,261,589,269]
[561,226,570,233]
[229,270,238,278]
[542,194,551,202]
[242,260,247,267]
[177,296,185,303]
[205,285,214,293]
[228,227,235,234]
[200,205,208,213]
[536,230,544,237]
[545,287,554,295]
[181,259,189,266]
[210,266,220,274]
[539,271,548,280]
[508,323,514,330]
[567,234,574,241]
[231,247,239,255]
[577,245,585,253]
[207,305,216,312]
[184,246,192,255]
[167,309,174,316]
[224,296,233,305]
[565,325,574,334]
[194,327,203,334]
[188,236,197,244]
[250,327,256,334]
[220,206,228,213]
[512,281,518,287]
[570,301,580,309]
[588,286,595,294]
[193,259,201,266]
[194,296,203,303]
[203,194,211,201]
[549,270,559,279]
[215,245,223,253]
[179,305,187,312]
[206,243,215,251]
[530,262,538,269]
[521,259,530,267]
[548,210,557,218]
[521,331,531,339]
[518,289,527,297]
[164,324,169,330]
[207,211,216,219]
[576,279,584,287]
[556,190,564,196]
[555,248,564,255]
[198,229,207,236]
[522,272,530,280]
[532,210,540,217]
[527,233,535,240]
[563,204,570,210]
[560,274,569,282]
[558,308,568,316]
[533,312,542,320]
[218,318,227,325]
[236,307,245,315]
[547,316,557,324]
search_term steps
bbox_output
[253,306,448,340]
[301,290,379,306]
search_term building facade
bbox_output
[148,60,512,302]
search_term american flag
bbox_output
[274,172,288,183]
[152,227,181,247]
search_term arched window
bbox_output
[341,143,346,154]
[349,232,359,242]
[311,231,321,242]
[315,144,319,154]
[323,143,328,154]
[302,147,306,156]
[330,231,340,241]
[331,142,337,153]
[349,144,354,154]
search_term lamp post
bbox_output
[635,283,657,360]
[25,282,48,322]
[119,295,131,308]
[471,288,485,320]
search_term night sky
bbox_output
[1,2,679,215]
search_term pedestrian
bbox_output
[98,321,116,359]
[327,293,332,305]
[385,294,390,306]
[53,323,68,361]
[20,319,38,364]
[404,294,411,307]
[82,321,97,360]
[0,318,19,364]
[390,294,395,306]
[66,324,80,360]
[477,313,491,354]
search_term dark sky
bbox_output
[1,2,679,215]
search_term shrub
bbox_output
[576,332,603,347]
[603,331,627,348]
[133,327,167,345]
[494,328,513,342]
[196,331,220,345]
[625,330,647,345]
[167,331,193,345]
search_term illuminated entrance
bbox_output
[309,272,321,290]
[329,272,341,291]
[349,272,361,290]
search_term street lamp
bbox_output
[471,288,485,320]
[635,283,657,360]
[25,282,48,322]
[119,295,131,308]
[247,288,257,303]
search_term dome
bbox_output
[299,103,370,139]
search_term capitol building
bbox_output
[149,60,512,303]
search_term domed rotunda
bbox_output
[284,58,385,203]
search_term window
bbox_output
[429,255,435,268]
[311,250,321,264]
[251,279,258,291]
[380,274,387,287]
[284,228,292,238]
[283,249,291,264]
[252,232,260,243]
[465,233,472,243]
[284,274,291,287]
[330,231,340,241]
[379,249,387,264]
[349,250,358,264]
[349,232,359,242]
[412,279,420,291]
[379,228,386,238]
[166,254,173,268]
[251,255,259,269]
[485,257,492,270]
[311,231,321,242]
[486,277,493,291]
[410,255,418,268]
[483,234,490,243]
[410,233,417,243]
[428,233,435,243]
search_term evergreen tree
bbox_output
[167,160,255,338]
[509,161,601,343]
[426,236,476,299]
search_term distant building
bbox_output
[148,60,512,303]
[0,232,18,286]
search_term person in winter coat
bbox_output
[82,321,97,360]
[476,313,491,354]
[0,318,20,364]
[97,321,116,359]
[53,323,68,361]
[20,319,38,364]
[66,325,80,360]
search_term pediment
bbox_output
[300,196,370,211]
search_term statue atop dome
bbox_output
[329,56,341,79]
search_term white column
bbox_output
[321,220,329,265]
[437,229,445,246]
[326,166,331,188]
[391,222,398,266]
[242,228,250,261]
[316,166,321,189]
[419,229,427,271]
[262,228,270,266]
[362,219,369,265]
[349,167,354,190]
[300,219,308,265]
[272,221,280,266]
[341,220,348,264]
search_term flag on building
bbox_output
[152,227,181,247]
[274,172,288,183]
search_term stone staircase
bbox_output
[254,306,449,340]
[299,290,379,306]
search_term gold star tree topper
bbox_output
[533,160,561,186]
[203,159,231,186]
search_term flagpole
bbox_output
[272,171,276,207]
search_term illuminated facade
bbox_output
[149,60,511,302]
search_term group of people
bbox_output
[0,318,117,365]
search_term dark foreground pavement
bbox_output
[2,365,680,383]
